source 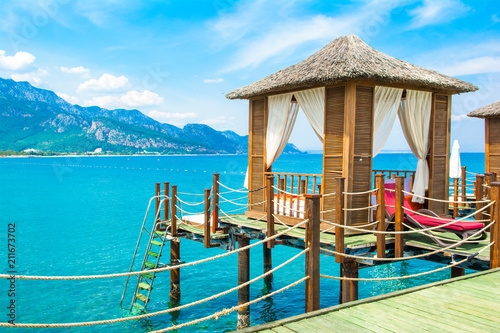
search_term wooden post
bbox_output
[305,193,321,313]
[237,236,250,329]
[266,176,275,249]
[375,174,385,258]
[461,166,467,203]
[395,176,404,258]
[476,174,484,221]
[155,182,161,222]
[212,173,220,233]
[451,266,465,278]
[170,185,180,300]
[164,182,169,222]
[301,179,306,195]
[204,188,211,248]
[263,243,273,283]
[335,178,345,264]
[340,259,359,304]
[490,182,500,269]
[453,178,459,218]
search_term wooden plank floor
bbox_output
[235,268,500,333]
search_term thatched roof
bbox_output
[467,100,500,118]
[226,35,477,100]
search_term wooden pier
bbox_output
[234,267,500,333]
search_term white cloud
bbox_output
[407,0,469,29]
[121,90,163,107]
[0,50,35,70]
[493,14,500,23]
[438,56,500,76]
[11,68,48,85]
[148,110,198,122]
[83,90,163,109]
[201,115,234,126]
[61,66,90,78]
[212,0,407,72]
[56,92,79,104]
[204,78,224,83]
[78,73,130,92]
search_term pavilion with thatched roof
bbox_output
[227,34,477,229]
[468,100,500,174]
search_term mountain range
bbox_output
[0,78,301,155]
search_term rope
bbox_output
[0,220,309,280]
[274,199,305,214]
[218,207,267,223]
[176,197,205,206]
[320,242,492,281]
[273,214,306,236]
[272,185,304,198]
[343,204,378,212]
[403,190,490,204]
[322,192,336,197]
[343,188,379,196]
[177,192,205,196]
[218,194,248,202]
[219,206,247,214]
[321,220,493,262]
[0,251,308,329]
[149,277,308,333]
[321,219,380,229]
[175,205,202,216]
[321,208,336,214]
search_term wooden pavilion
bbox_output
[468,100,500,174]
[226,35,477,230]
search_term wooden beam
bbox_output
[266,175,275,249]
[237,236,250,329]
[212,173,220,233]
[395,176,404,258]
[375,174,386,258]
[451,266,465,278]
[164,182,169,223]
[170,184,180,301]
[204,188,211,248]
[491,182,500,269]
[335,177,345,264]
[476,174,484,221]
[305,194,321,313]
[343,82,356,224]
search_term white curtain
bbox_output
[373,86,403,156]
[244,93,298,189]
[266,93,298,167]
[295,87,325,141]
[398,90,432,203]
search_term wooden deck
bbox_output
[235,268,500,333]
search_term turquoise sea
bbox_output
[0,153,485,332]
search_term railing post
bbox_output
[395,176,404,258]
[305,193,321,313]
[491,182,500,269]
[212,173,220,233]
[155,182,161,223]
[375,174,386,258]
[453,178,459,218]
[266,176,275,248]
[204,188,211,248]
[301,179,306,195]
[170,185,180,300]
[335,178,345,264]
[476,174,484,221]
[461,166,467,203]
[237,236,250,329]
[164,182,170,223]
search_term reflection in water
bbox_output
[259,278,279,323]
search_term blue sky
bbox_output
[0,0,498,152]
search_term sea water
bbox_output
[0,153,485,332]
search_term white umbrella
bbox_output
[449,140,461,179]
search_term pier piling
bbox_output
[340,259,359,303]
[375,174,386,258]
[170,185,181,301]
[237,236,250,329]
[305,193,321,313]
[266,176,275,249]
[212,173,220,233]
[335,178,345,264]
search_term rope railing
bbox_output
[343,188,379,196]
[402,190,490,205]
[175,204,203,217]
[0,250,308,329]
[0,220,309,281]
[272,185,304,198]
[322,220,493,262]
[342,204,378,212]
[320,201,494,235]
[149,276,309,333]
[321,241,493,282]
[176,197,205,206]
[273,199,305,215]
[218,206,266,223]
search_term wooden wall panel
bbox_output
[351,86,374,225]
[428,94,451,215]
[323,86,345,222]
[247,98,267,214]
[487,118,500,173]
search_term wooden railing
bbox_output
[265,172,322,218]
[372,169,415,182]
